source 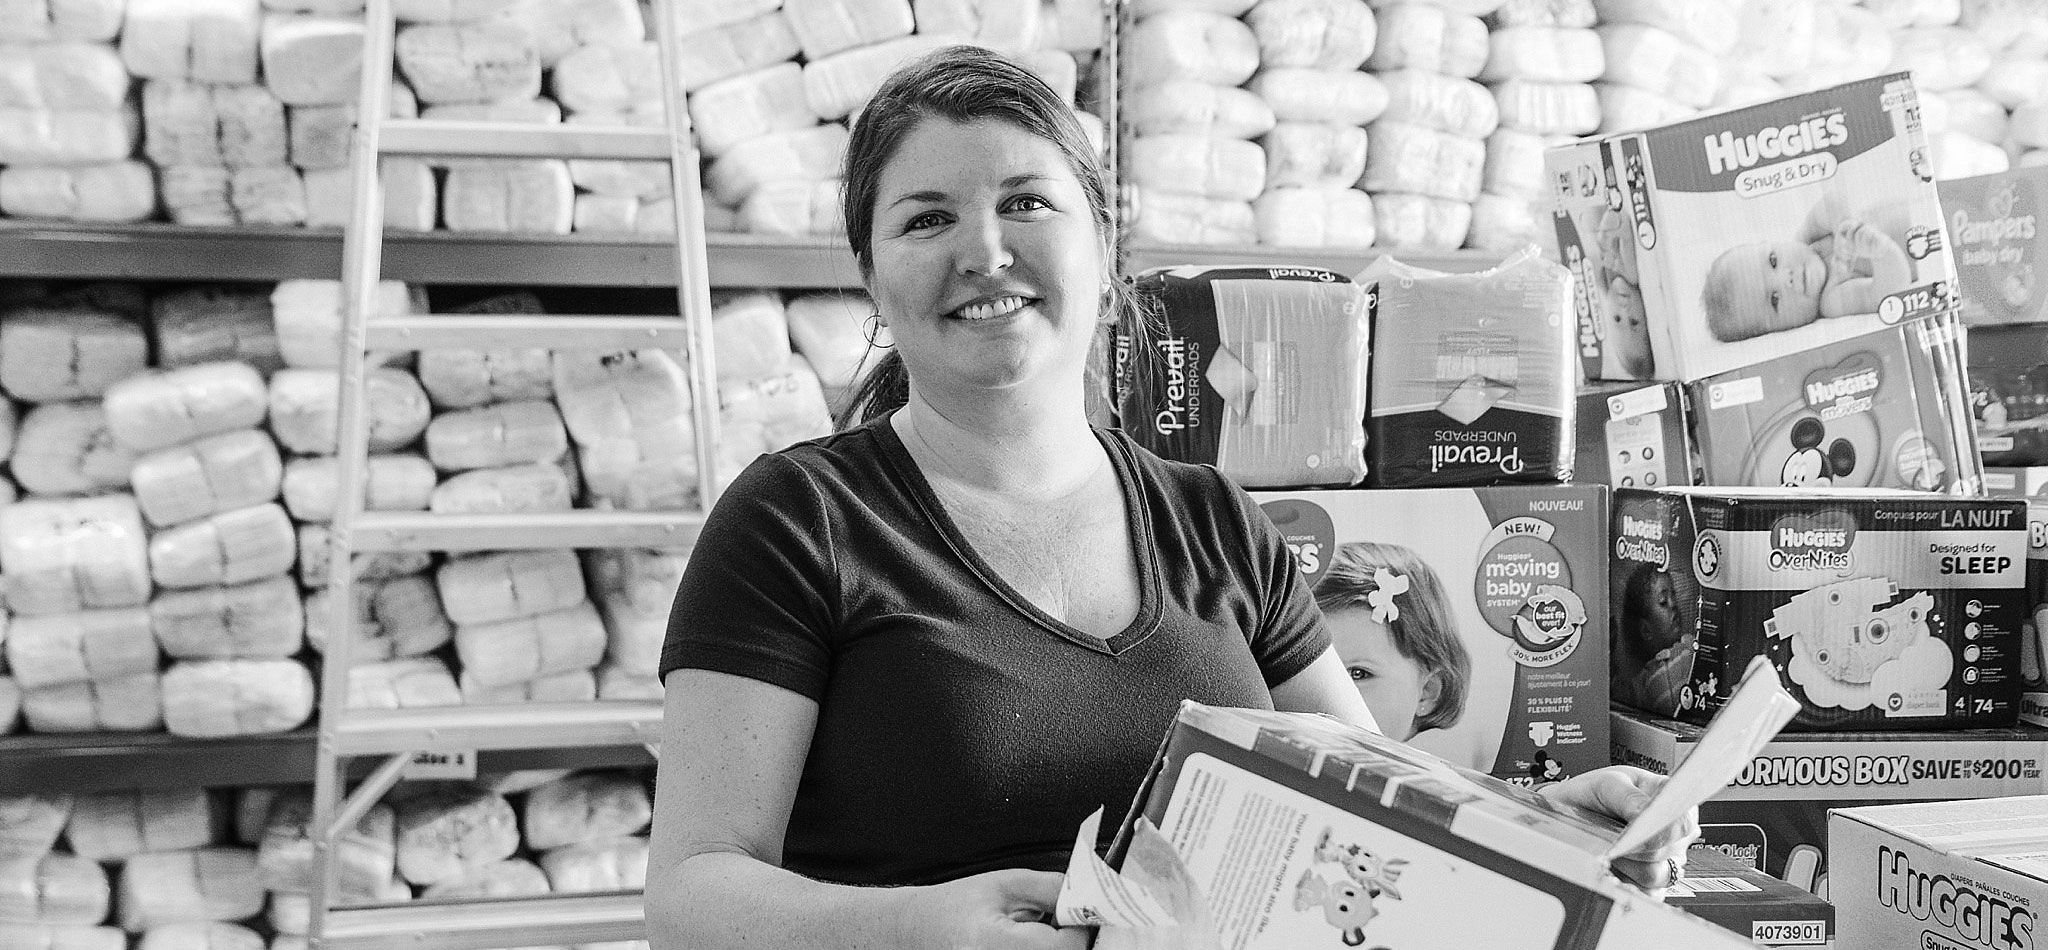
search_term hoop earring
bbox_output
[863,313,894,348]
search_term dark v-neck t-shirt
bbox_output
[659,413,1331,886]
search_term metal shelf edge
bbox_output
[381,121,672,160]
[321,892,645,950]
[349,511,703,552]
[0,222,862,287]
[365,314,691,350]
[334,701,664,756]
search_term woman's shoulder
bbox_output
[1099,426,1252,510]
[721,418,895,505]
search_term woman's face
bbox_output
[1326,608,1438,742]
[866,117,1106,403]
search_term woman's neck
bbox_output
[893,388,1101,499]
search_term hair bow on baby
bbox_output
[1368,569,1409,623]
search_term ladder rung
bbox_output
[366,314,691,350]
[321,892,645,950]
[334,701,663,756]
[380,120,675,160]
[350,511,702,552]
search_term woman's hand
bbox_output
[899,869,1091,950]
[1535,766,1699,900]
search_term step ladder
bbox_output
[305,2,716,947]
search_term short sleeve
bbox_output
[1217,471,1332,687]
[660,452,839,699]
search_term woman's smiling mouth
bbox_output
[950,295,1035,320]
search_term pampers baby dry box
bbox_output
[1614,486,2025,731]
[1117,266,1371,488]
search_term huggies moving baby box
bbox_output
[1118,266,1371,488]
[1362,247,1577,487]
[1551,73,1956,382]
[1250,486,1609,786]
[1613,486,2025,731]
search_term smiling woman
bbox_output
[647,45,1700,950]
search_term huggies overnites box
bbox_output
[1614,487,2026,731]
[1116,266,1371,488]
[1558,73,1956,382]
[1832,797,2048,950]
[1252,487,1607,785]
[1105,703,1755,950]
[1687,319,1981,494]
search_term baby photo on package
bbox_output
[1600,72,1955,381]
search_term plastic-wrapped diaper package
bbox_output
[436,549,587,626]
[1123,10,1259,87]
[1118,266,1371,488]
[1363,247,1576,487]
[459,667,597,705]
[392,786,519,887]
[267,367,431,456]
[1372,191,1473,249]
[418,856,548,899]
[1125,188,1257,246]
[0,307,146,402]
[1490,79,1600,135]
[5,609,156,691]
[295,523,431,590]
[801,34,952,123]
[0,496,151,617]
[0,0,125,42]
[346,656,461,710]
[537,835,646,893]
[20,674,161,733]
[686,63,814,158]
[255,792,394,898]
[0,162,156,224]
[1251,186,1376,247]
[150,287,284,373]
[0,794,71,860]
[1246,68,1389,126]
[0,923,125,950]
[160,659,316,737]
[521,772,650,850]
[1378,70,1501,139]
[1260,123,1369,191]
[0,851,107,925]
[454,601,607,688]
[1367,2,1490,75]
[147,503,297,589]
[1244,0,1377,69]
[553,349,698,509]
[423,399,569,471]
[0,35,128,109]
[429,463,576,514]
[704,124,847,208]
[12,401,140,497]
[271,278,419,370]
[136,921,265,950]
[104,362,270,454]
[65,790,214,864]
[305,573,453,660]
[441,160,574,234]
[393,19,540,105]
[1127,134,1267,202]
[120,0,261,84]
[149,575,304,660]
[279,453,436,522]
[1126,80,1276,140]
[586,547,688,676]
[117,848,264,930]
[1361,121,1486,202]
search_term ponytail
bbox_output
[833,349,909,430]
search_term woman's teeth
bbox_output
[953,295,1029,320]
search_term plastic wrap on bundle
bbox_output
[1116,266,1370,488]
[1363,246,1576,487]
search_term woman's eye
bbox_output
[1005,194,1051,213]
[904,212,946,232]
[1347,666,1371,682]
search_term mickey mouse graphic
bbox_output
[1296,828,1405,947]
[1780,417,1856,487]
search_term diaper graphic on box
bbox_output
[1565,73,1956,381]
[1937,165,2048,326]
[1117,266,1371,487]
[1253,486,1607,784]
[1614,487,2026,731]
[1363,248,1577,488]
[1687,319,1980,493]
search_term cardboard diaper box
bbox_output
[1985,468,2048,498]
[1969,322,2048,467]
[1252,487,1607,785]
[1547,136,1657,381]
[2023,502,2048,729]
[1610,487,2027,730]
[1832,796,2048,950]
[1549,73,1956,383]
[1615,707,2048,888]
[1939,165,2048,326]
[1668,846,1835,948]
[1687,318,1982,493]
[1574,382,1694,489]
[1116,265,1372,488]
[1101,702,1755,950]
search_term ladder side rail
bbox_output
[309,0,404,944]
[650,0,726,513]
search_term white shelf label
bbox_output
[403,749,477,780]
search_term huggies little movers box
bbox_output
[1593,73,1956,381]
[1250,486,1608,785]
[1615,487,2026,731]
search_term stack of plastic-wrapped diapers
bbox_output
[0,275,880,742]
[0,0,1106,236]
[1120,0,2048,250]
[0,770,656,950]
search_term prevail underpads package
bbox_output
[1118,266,1371,488]
[1364,247,1576,487]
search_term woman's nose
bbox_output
[954,214,1013,275]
